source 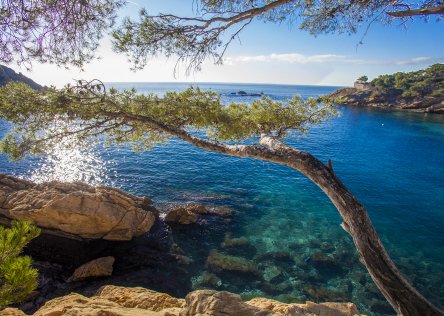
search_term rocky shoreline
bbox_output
[0,174,364,315]
[3,285,360,316]
[327,87,444,114]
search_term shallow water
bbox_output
[1,83,443,315]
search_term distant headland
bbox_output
[0,64,42,90]
[327,64,444,114]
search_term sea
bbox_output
[1,82,443,315]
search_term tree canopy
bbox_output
[1,0,443,69]
[113,0,444,71]
[0,81,335,160]
[369,63,444,98]
[0,0,124,68]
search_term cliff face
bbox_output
[327,87,444,114]
[0,65,42,90]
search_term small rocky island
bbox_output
[327,64,444,113]
[230,90,265,97]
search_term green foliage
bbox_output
[1,0,125,68]
[0,82,337,160]
[357,75,368,83]
[369,63,444,99]
[0,221,40,309]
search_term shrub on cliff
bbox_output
[0,221,40,309]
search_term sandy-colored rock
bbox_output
[247,297,360,316]
[0,174,157,240]
[33,293,169,316]
[0,308,27,316]
[96,285,185,311]
[30,285,361,316]
[181,290,269,316]
[68,257,115,282]
[165,206,198,225]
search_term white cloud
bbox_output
[226,53,346,64]
[225,53,444,66]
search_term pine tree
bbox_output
[0,221,40,309]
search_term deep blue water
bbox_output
[1,83,443,315]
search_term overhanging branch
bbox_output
[387,4,444,17]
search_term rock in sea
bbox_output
[0,174,157,241]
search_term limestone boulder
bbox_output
[0,308,27,316]
[68,257,115,282]
[164,206,198,225]
[247,297,360,316]
[32,293,172,316]
[96,285,185,311]
[181,290,268,316]
[0,174,157,240]
[26,285,361,316]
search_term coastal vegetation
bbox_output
[328,64,444,113]
[370,63,444,99]
[0,221,40,309]
[0,1,443,315]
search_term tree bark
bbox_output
[108,111,444,315]
[387,5,444,17]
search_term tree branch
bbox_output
[387,4,444,17]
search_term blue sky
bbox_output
[16,0,444,86]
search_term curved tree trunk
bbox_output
[108,111,444,315]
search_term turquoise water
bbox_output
[1,83,444,315]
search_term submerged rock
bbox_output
[10,285,361,316]
[194,271,222,288]
[67,256,115,282]
[221,233,257,258]
[0,174,157,241]
[206,249,260,276]
[165,204,233,226]
[262,265,283,283]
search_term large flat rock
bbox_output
[0,174,157,240]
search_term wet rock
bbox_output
[309,252,343,275]
[67,256,115,282]
[0,174,157,241]
[262,265,283,283]
[165,206,198,225]
[206,249,260,276]
[303,286,350,302]
[165,204,233,226]
[255,251,295,271]
[194,271,222,288]
[221,233,257,258]
[320,242,335,252]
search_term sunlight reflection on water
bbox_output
[27,124,112,185]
